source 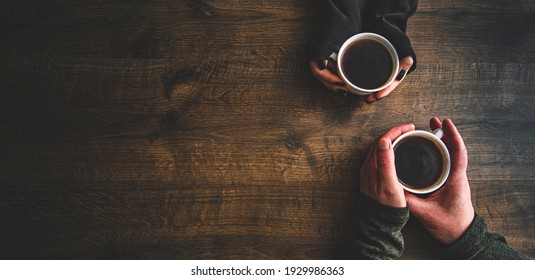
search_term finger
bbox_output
[367,79,400,103]
[311,59,327,71]
[374,79,399,100]
[429,117,443,131]
[376,138,402,197]
[309,60,347,93]
[376,138,396,182]
[309,59,327,71]
[442,119,468,173]
[396,69,408,82]
[399,56,414,74]
[318,80,348,93]
[318,75,348,94]
[317,59,327,70]
[367,56,413,102]
[382,123,416,142]
[317,70,346,88]
[405,191,429,219]
[360,140,378,194]
[366,93,378,103]
[377,138,406,207]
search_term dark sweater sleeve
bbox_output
[348,193,409,259]
[439,213,529,259]
[362,0,419,73]
[306,0,362,60]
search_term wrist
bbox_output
[438,213,491,259]
[437,210,475,245]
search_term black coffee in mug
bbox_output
[341,39,393,90]
[394,136,444,189]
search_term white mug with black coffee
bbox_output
[329,33,399,95]
[392,129,451,194]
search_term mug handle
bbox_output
[327,52,338,73]
[432,128,444,139]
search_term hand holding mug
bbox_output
[360,124,416,208]
[392,124,451,195]
[366,55,413,103]
[309,33,413,102]
[308,58,348,94]
[405,118,475,245]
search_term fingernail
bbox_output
[366,96,378,103]
[378,138,390,150]
[317,59,326,70]
[396,69,407,81]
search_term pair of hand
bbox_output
[360,118,475,245]
[309,56,414,103]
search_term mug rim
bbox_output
[392,130,451,194]
[337,33,399,95]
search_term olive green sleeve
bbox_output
[440,213,529,260]
[348,194,409,259]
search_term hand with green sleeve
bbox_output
[350,124,415,259]
[405,118,529,259]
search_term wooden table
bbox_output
[1,0,534,259]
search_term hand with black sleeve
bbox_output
[307,0,418,103]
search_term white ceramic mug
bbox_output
[392,129,451,194]
[328,33,399,95]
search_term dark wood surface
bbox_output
[1,0,534,259]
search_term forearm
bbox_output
[362,0,419,72]
[306,0,362,60]
[349,194,409,259]
[440,213,529,260]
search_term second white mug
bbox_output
[329,33,399,95]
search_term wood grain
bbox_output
[1,0,534,259]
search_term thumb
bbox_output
[376,137,399,186]
[405,192,429,219]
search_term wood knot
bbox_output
[188,0,217,17]
[281,132,304,151]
